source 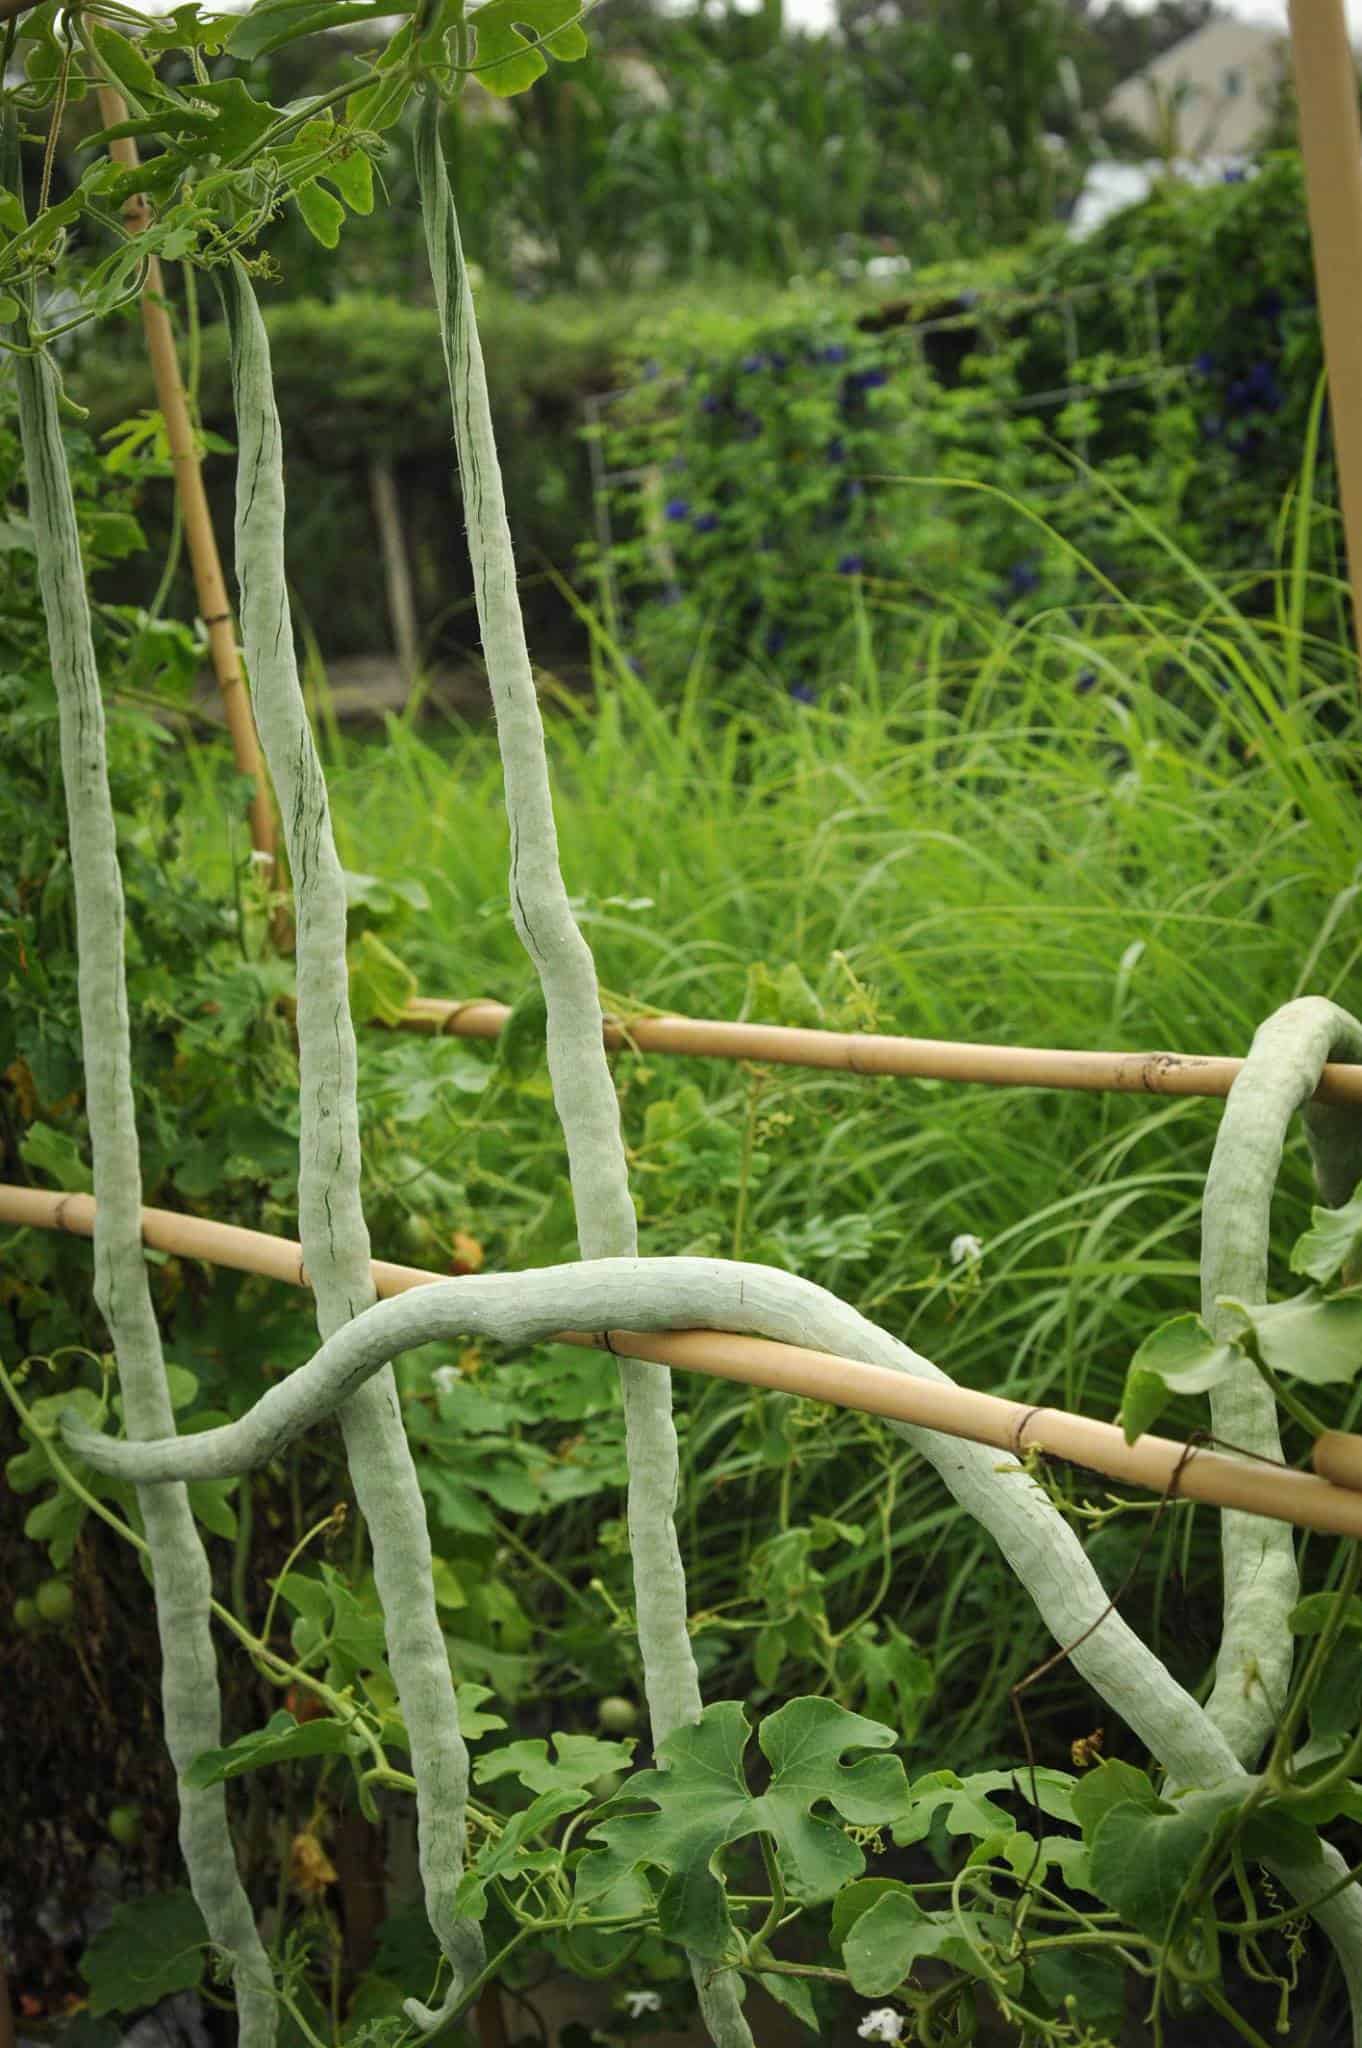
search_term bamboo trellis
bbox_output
[392,992,1362,1104]
[6,1180,1362,1540]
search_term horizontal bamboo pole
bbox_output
[6,1182,1362,1539]
[396,996,1362,1105]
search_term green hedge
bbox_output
[589,154,1341,700]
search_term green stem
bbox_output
[1268,1543,1362,1790]
[746,1833,786,1963]
[1251,1353,1332,1443]
[1203,1981,1277,2048]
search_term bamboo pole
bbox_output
[394,994,1362,1105]
[96,87,277,872]
[7,1181,1362,1539]
[1287,0,1362,662]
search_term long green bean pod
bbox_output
[15,337,277,2042]
[411,91,753,2048]
[1200,998,1362,1767]
[65,1250,1362,2031]
[219,259,483,2028]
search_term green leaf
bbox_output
[140,5,235,55]
[1310,1639,1362,1741]
[1221,1290,1362,1386]
[458,1786,587,1916]
[20,1119,92,1193]
[1120,1367,1173,1444]
[577,1698,908,1958]
[322,145,375,214]
[1069,1758,1161,1844]
[498,983,549,1082]
[475,1731,635,1797]
[186,1477,238,1540]
[744,959,824,1030]
[1239,1802,1323,1869]
[88,23,164,103]
[1122,1314,1243,1442]
[1088,1786,1244,1938]
[843,1891,1006,1998]
[754,1622,786,1689]
[1288,1591,1362,1638]
[25,1485,85,1568]
[430,1555,466,1610]
[756,1971,818,2031]
[348,929,417,1025]
[227,0,397,61]
[456,1681,507,1740]
[468,0,589,97]
[184,77,279,159]
[1028,1946,1126,2025]
[892,1765,1074,1847]
[79,1890,208,2012]
[345,25,414,129]
[830,1877,912,1952]
[184,1710,350,1787]
[1291,1185,1362,1285]
[296,178,346,248]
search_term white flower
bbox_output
[949,1232,984,1265]
[431,1364,463,1394]
[858,2011,905,2044]
[622,1989,663,2018]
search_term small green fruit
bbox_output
[399,1215,436,1259]
[588,1770,623,1802]
[35,1578,75,1625]
[596,1695,639,1734]
[107,1805,143,1848]
[12,1597,38,1632]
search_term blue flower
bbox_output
[825,438,846,462]
[693,512,719,533]
[860,366,890,390]
[837,553,866,575]
[818,343,849,365]
[665,498,690,522]
[1201,414,1223,440]
[740,353,770,375]
[1193,351,1215,376]
[788,678,817,703]
[764,626,788,654]
[1007,560,1040,596]
[1075,667,1098,694]
[770,352,789,372]
[1222,166,1246,184]
[701,394,722,415]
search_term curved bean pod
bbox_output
[413,92,751,2044]
[15,335,276,2041]
[1201,998,1362,1767]
[220,260,483,2026]
[64,1247,1362,2024]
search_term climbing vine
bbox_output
[6,4,1362,2043]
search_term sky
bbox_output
[753,0,1362,46]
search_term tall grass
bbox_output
[178,578,1362,1765]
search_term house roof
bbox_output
[1104,17,1288,157]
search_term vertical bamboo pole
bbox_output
[369,456,421,689]
[1287,0,1362,662]
[96,87,277,869]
